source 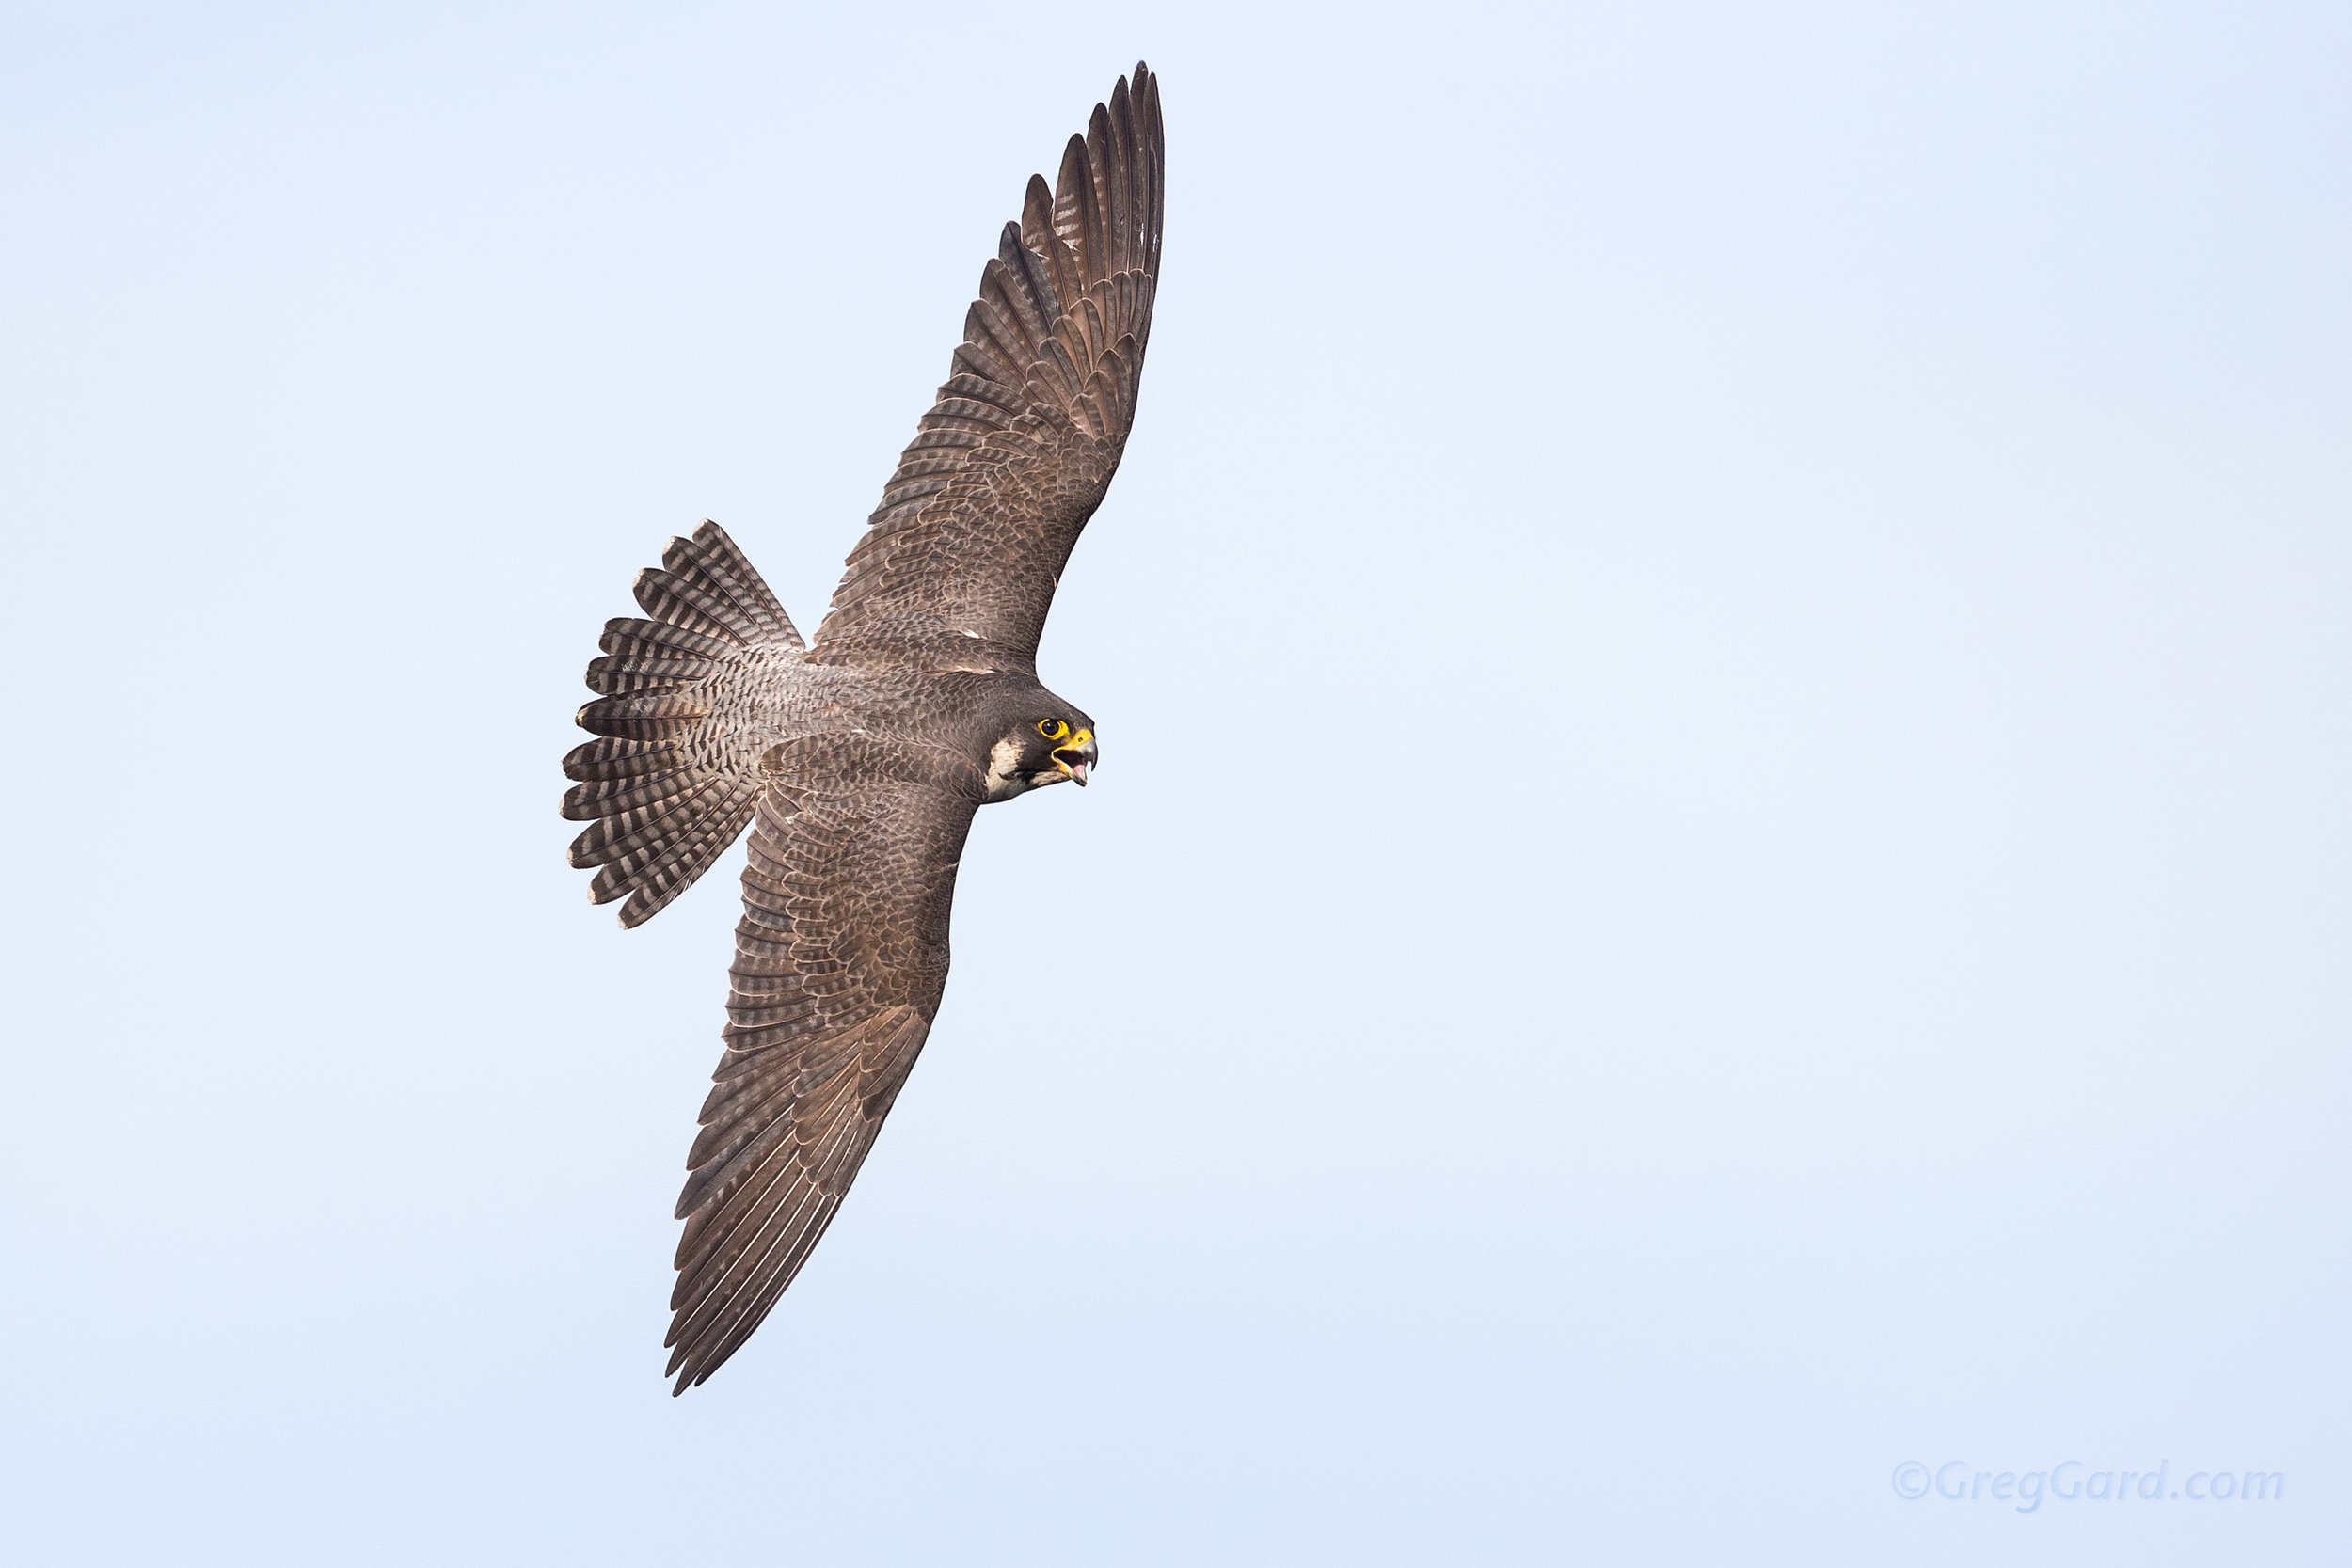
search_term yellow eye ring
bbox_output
[1038,719,1069,741]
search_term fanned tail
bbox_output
[563,520,797,928]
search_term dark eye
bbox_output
[1038,719,1066,740]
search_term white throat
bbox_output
[982,736,1037,803]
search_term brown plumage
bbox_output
[561,63,1163,1392]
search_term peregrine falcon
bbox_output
[561,64,1163,1392]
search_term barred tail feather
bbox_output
[564,520,795,928]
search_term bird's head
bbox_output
[981,706,1098,802]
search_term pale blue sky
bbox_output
[3,3,2346,1563]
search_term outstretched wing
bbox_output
[664,741,980,1392]
[814,61,1165,669]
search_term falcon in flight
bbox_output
[561,64,1164,1392]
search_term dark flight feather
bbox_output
[814,63,1164,669]
[662,767,977,1389]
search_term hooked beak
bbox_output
[1052,729,1098,787]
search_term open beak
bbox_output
[1052,730,1097,787]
